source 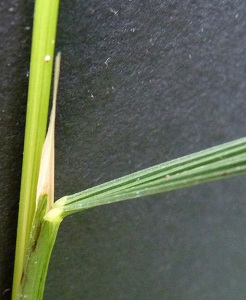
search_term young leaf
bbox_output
[36,52,60,211]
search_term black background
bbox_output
[1,1,246,299]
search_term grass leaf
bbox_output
[54,137,246,216]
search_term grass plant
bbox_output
[11,1,246,299]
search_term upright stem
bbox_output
[20,219,61,300]
[18,196,62,300]
[12,0,60,299]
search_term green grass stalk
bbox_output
[12,0,60,299]
[18,195,62,300]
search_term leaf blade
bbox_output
[54,137,246,215]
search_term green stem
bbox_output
[20,220,60,300]
[12,0,60,299]
[16,194,62,300]
[19,198,61,300]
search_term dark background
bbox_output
[1,0,246,299]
